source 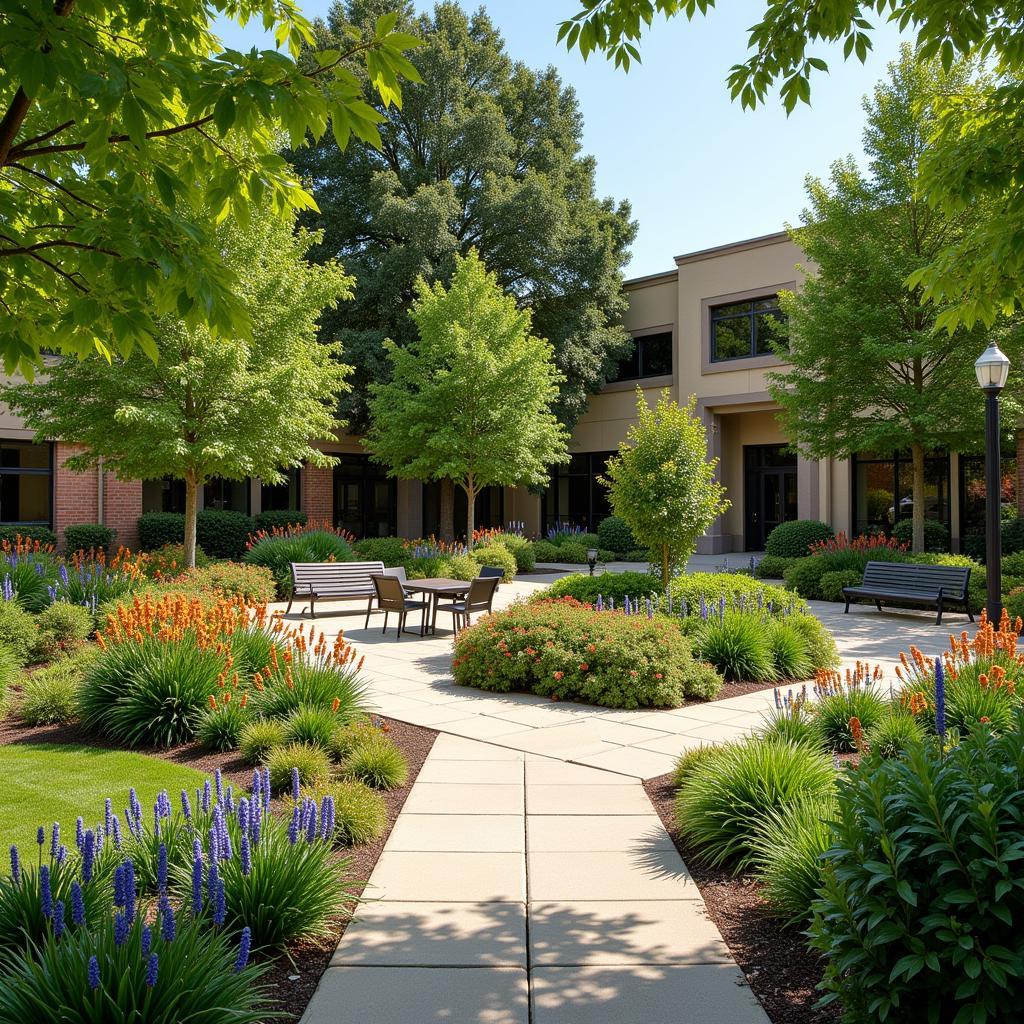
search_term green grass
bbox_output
[0,743,207,855]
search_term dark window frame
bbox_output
[542,451,615,534]
[851,450,952,535]
[709,295,785,363]
[333,455,397,539]
[0,440,54,526]
[260,467,302,513]
[608,330,673,383]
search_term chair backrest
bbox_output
[861,560,971,599]
[465,574,500,612]
[290,560,385,596]
[477,565,504,581]
[371,573,408,612]
[382,566,408,583]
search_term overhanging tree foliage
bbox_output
[5,209,353,567]
[767,50,1024,552]
[365,250,569,542]
[0,0,419,373]
[291,0,636,430]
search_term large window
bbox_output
[142,477,186,514]
[709,295,785,362]
[609,331,672,382]
[333,456,396,538]
[960,455,1017,540]
[542,451,614,534]
[0,441,52,525]
[261,468,301,512]
[204,477,251,514]
[852,450,951,535]
[421,483,503,539]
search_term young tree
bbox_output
[5,210,353,567]
[602,390,729,590]
[365,250,569,541]
[291,0,636,431]
[0,0,419,373]
[766,50,1024,552]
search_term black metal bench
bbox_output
[842,561,973,625]
[285,560,386,620]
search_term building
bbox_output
[1,230,1019,552]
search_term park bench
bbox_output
[842,561,973,625]
[285,560,386,621]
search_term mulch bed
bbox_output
[643,773,839,1024]
[0,712,437,1022]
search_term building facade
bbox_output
[1,230,1019,552]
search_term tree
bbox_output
[365,250,569,542]
[4,209,353,567]
[291,0,636,431]
[0,0,419,373]
[557,0,1024,328]
[601,390,729,590]
[767,50,1024,552]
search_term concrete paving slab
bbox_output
[526,784,654,815]
[430,735,525,761]
[368,851,526,902]
[524,760,636,785]
[527,814,675,853]
[528,850,699,902]
[402,782,523,815]
[573,746,678,779]
[386,814,525,853]
[416,759,525,785]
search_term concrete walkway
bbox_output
[302,734,769,1024]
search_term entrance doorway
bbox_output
[744,445,798,550]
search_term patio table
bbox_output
[401,577,471,636]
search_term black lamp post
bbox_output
[586,547,598,576]
[975,341,1012,624]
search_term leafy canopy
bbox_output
[291,0,636,430]
[0,0,420,373]
[602,390,729,589]
[365,249,569,540]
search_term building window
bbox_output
[960,455,1016,541]
[709,295,785,362]
[852,450,951,536]
[142,477,186,514]
[609,331,673,382]
[333,456,396,538]
[261,468,301,512]
[0,441,52,525]
[204,478,251,514]
[542,451,614,534]
[421,483,504,539]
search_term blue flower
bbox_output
[240,833,251,876]
[291,766,301,802]
[180,789,192,822]
[213,878,226,926]
[202,779,211,814]
[145,952,159,987]
[70,881,85,926]
[262,767,271,808]
[53,899,65,939]
[160,903,176,943]
[305,800,317,843]
[238,797,250,835]
[110,816,121,849]
[9,845,19,885]
[104,798,112,836]
[288,805,300,845]
[82,830,96,883]
[88,955,101,990]
[40,865,52,918]
[157,844,168,893]
[114,911,129,946]
[36,825,44,847]
[320,795,335,841]
[141,924,151,958]
[234,927,252,973]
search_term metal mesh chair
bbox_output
[370,574,429,638]
[433,575,500,634]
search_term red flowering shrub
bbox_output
[452,597,722,708]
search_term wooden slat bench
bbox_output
[842,561,973,625]
[285,561,386,621]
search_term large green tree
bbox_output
[0,0,419,373]
[558,0,1024,328]
[767,50,1024,552]
[291,0,636,430]
[365,250,569,542]
[5,209,353,567]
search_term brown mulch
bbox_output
[643,773,839,1024]
[0,712,437,1022]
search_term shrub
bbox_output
[243,526,354,595]
[472,544,517,581]
[238,719,287,765]
[787,613,840,669]
[197,697,250,751]
[195,509,253,560]
[253,508,307,532]
[691,612,776,682]
[314,780,387,845]
[764,519,833,558]
[266,742,331,792]
[141,542,211,579]
[767,618,814,680]
[137,512,185,551]
[865,711,925,758]
[284,703,341,748]
[813,687,888,752]
[0,526,56,547]
[405,553,451,579]
[453,597,720,708]
[543,571,658,606]
[675,736,836,868]
[1002,516,1024,557]
[62,523,116,554]
[553,541,588,564]
[669,573,804,617]
[1001,550,1024,577]
[1005,586,1024,624]
[818,568,863,602]
[750,793,837,925]
[486,532,536,572]
[0,550,58,612]
[597,515,636,555]
[754,554,796,579]
[327,719,383,761]
[623,548,652,562]
[182,562,276,603]
[248,661,367,721]
[809,726,1024,1023]
[670,744,720,789]
[892,516,950,552]
[784,537,910,600]
[0,601,39,665]
[31,601,92,662]
[531,540,562,563]
[758,703,820,747]
[343,735,409,790]
[19,659,82,725]
[444,553,485,582]
[352,536,408,566]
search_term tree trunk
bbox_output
[660,543,670,592]
[464,472,476,547]
[184,473,199,569]
[910,441,925,553]
[439,478,454,542]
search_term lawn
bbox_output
[0,743,208,855]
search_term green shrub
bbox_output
[669,572,805,616]
[865,711,925,758]
[405,553,451,579]
[197,697,250,751]
[675,736,836,868]
[597,515,635,555]
[553,541,588,564]
[472,544,517,581]
[137,512,185,551]
[444,553,485,581]
[787,613,840,669]
[31,601,93,662]
[685,660,728,700]
[531,540,562,562]
[1004,586,1024,624]
[785,545,910,600]
[343,735,409,789]
[140,542,211,578]
[314,780,387,845]
[623,548,652,562]
[243,528,354,595]
[754,554,796,579]
[182,562,276,602]
[543,571,658,605]
[813,687,888,752]
[0,526,56,547]
[1001,550,1024,577]
[248,662,367,721]
[487,532,536,572]
[238,718,287,765]
[751,793,837,924]
[19,659,82,725]
[758,703,820,747]
[1002,516,1024,556]
[352,536,408,566]
[767,618,814,680]
[0,552,57,612]
[670,744,720,789]
[453,597,720,708]
[809,726,1024,1023]
[253,508,307,532]
[195,509,253,560]
[818,568,863,602]
[266,742,332,792]
[0,601,39,665]
[327,719,382,761]
[892,516,950,552]
[284,703,341,748]
[764,519,833,558]
[692,613,776,682]
[62,523,116,554]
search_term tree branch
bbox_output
[9,161,102,211]
[0,239,120,258]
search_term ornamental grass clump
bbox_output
[18,659,83,726]
[811,664,888,752]
[692,612,776,682]
[284,702,344,748]
[266,743,331,793]
[310,781,387,846]
[238,719,287,765]
[242,521,354,596]
[343,735,408,790]
[197,694,251,752]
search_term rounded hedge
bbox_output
[596,515,635,555]
[472,544,517,581]
[62,523,116,554]
[253,509,307,532]
[764,520,833,559]
[892,517,950,553]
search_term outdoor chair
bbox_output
[382,565,410,587]
[477,565,505,583]
[370,574,429,639]
[433,574,500,635]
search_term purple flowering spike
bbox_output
[935,657,946,740]
[226,785,234,813]
[624,595,631,615]
[111,816,121,849]
[70,881,85,925]
[53,899,65,939]
[129,788,141,824]
[291,767,301,802]
[238,797,250,835]
[305,800,317,843]
[321,795,335,842]
[288,805,300,845]
[213,878,226,926]
[646,598,653,619]
[208,824,220,863]
[240,833,251,876]
[56,844,67,867]
[145,952,159,987]
[160,903,176,943]
[235,927,252,973]
[36,826,44,847]
[9,845,19,885]
[699,595,708,621]
[88,956,100,990]
[75,817,84,850]
[104,799,112,836]
[40,865,52,918]
[113,864,125,907]
[114,911,129,946]
[596,593,603,611]
[50,823,59,860]
[141,924,152,958]
[250,807,262,847]
[94,824,104,855]
[202,780,211,814]
[81,830,95,882]
[157,844,168,893]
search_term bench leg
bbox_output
[968,605,975,623]
[843,597,850,614]
[875,600,883,613]
[381,611,389,635]
[285,596,294,615]
[310,598,316,621]
[364,595,374,629]
[935,598,943,626]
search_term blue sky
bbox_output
[215,0,909,279]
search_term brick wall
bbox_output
[53,443,142,551]
[301,462,333,523]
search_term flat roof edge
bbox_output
[674,231,790,266]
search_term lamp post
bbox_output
[975,341,1012,624]
[586,547,598,576]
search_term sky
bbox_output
[215,0,910,279]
